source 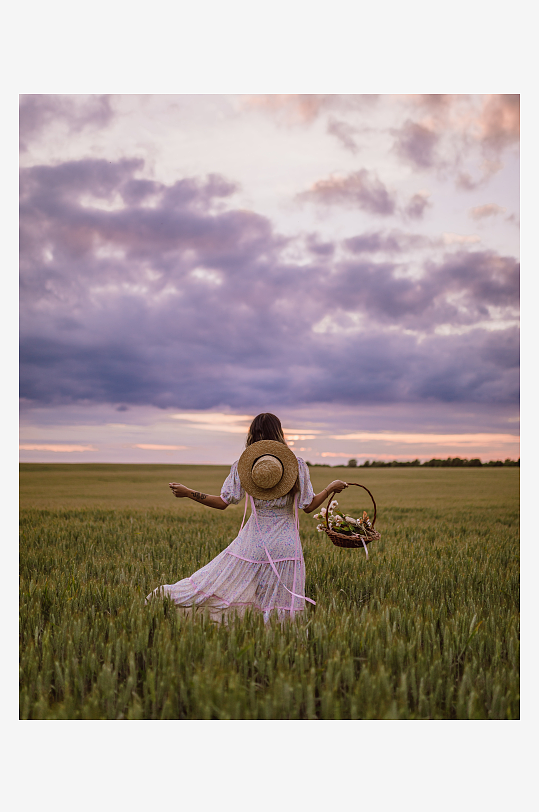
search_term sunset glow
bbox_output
[330,432,518,446]
[19,444,97,453]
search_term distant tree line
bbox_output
[306,457,520,468]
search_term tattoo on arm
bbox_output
[191,491,207,501]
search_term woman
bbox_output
[146,413,348,623]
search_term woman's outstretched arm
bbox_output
[169,482,228,510]
[303,480,348,514]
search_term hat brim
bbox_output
[237,440,299,500]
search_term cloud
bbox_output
[319,428,520,461]
[391,120,439,169]
[392,95,519,187]
[402,94,455,111]
[442,233,481,245]
[305,234,335,257]
[133,444,187,450]
[323,249,518,332]
[330,431,518,445]
[171,414,253,433]
[299,174,431,221]
[19,444,97,452]
[456,159,504,192]
[19,94,114,152]
[297,169,396,215]
[244,94,336,124]
[320,452,361,458]
[344,229,454,259]
[243,94,378,125]
[401,94,520,154]
[326,117,359,153]
[469,203,507,220]
[403,191,432,220]
[343,230,431,254]
[19,158,519,415]
[477,94,520,152]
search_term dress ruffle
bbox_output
[149,551,305,624]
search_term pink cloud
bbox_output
[133,444,187,450]
[401,94,455,110]
[19,444,97,452]
[401,94,519,151]
[393,95,519,187]
[469,203,507,220]
[320,452,426,460]
[330,432,518,445]
[298,169,396,215]
[243,94,378,126]
[319,431,520,462]
[244,94,335,124]
[321,452,360,458]
[441,232,481,245]
[477,94,520,151]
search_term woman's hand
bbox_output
[303,480,348,513]
[169,482,190,498]
[327,480,348,494]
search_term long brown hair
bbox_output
[246,413,287,447]
[245,413,298,496]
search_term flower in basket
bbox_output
[314,497,373,538]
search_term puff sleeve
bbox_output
[296,457,315,509]
[220,461,245,505]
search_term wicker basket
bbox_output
[322,483,381,549]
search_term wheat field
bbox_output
[19,464,519,719]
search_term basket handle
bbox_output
[324,482,377,529]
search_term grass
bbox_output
[19,464,519,719]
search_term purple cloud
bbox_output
[332,249,519,330]
[19,94,114,152]
[305,234,335,257]
[19,158,519,414]
[403,191,432,220]
[343,230,431,254]
[391,120,439,169]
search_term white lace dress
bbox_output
[146,457,315,623]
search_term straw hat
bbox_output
[237,440,299,500]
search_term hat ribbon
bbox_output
[239,493,316,607]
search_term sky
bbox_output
[19,93,520,464]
